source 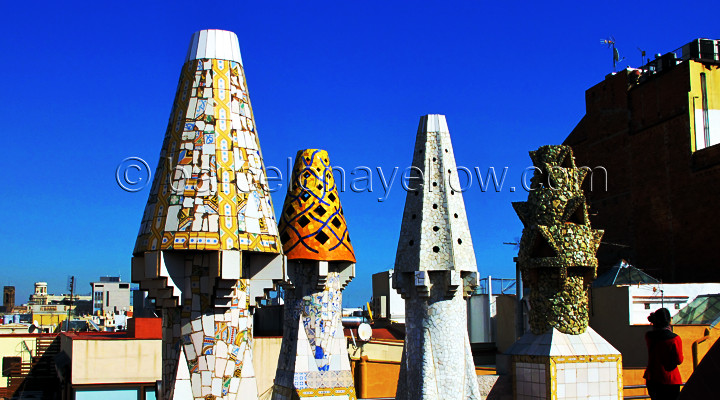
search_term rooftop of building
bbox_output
[593,260,660,287]
[673,294,720,326]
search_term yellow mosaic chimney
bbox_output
[134,29,280,255]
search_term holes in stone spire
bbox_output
[561,152,573,168]
[411,214,417,220]
[331,217,342,228]
[567,204,586,225]
[536,169,558,190]
[433,182,437,187]
[454,213,458,218]
[529,233,558,258]
[433,226,439,232]
[314,205,327,217]
[409,240,414,246]
[433,157,437,162]
[432,246,440,253]
[432,204,438,209]
[457,238,463,244]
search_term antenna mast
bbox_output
[66,276,75,331]
[601,36,624,71]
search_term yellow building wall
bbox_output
[31,312,67,330]
[688,60,720,151]
[0,335,36,387]
[347,339,404,399]
[348,338,404,363]
[66,337,161,385]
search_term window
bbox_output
[694,72,720,150]
[675,303,681,309]
[2,357,21,377]
[644,303,651,309]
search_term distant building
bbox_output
[564,38,720,283]
[2,287,14,313]
[90,277,131,315]
[56,318,162,400]
[21,282,92,330]
[27,282,90,308]
[371,270,405,323]
[27,282,48,305]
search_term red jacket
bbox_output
[644,328,683,384]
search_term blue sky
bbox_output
[1,1,716,306]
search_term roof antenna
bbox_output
[637,47,647,67]
[601,36,625,71]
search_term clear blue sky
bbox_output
[1,1,716,307]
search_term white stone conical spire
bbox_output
[393,114,480,400]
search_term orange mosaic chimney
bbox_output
[278,149,355,262]
[273,149,357,399]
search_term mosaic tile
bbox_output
[134,32,280,255]
[278,149,355,262]
[513,145,603,335]
[393,115,480,400]
[272,150,356,400]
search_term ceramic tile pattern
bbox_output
[509,145,620,399]
[273,149,356,400]
[512,354,623,400]
[166,257,258,400]
[392,115,480,400]
[272,269,356,400]
[134,31,280,255]
[132,29,284,400]
[278,150,355,263]
[513,145,603,334]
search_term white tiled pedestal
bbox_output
[505,328,623,400]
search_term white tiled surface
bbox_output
[555,361,620,400]
[515,362,547,399]
[514,359,621,400]
[186,29,243,64]
[505,327,620,356]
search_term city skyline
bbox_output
[1,1,716,306]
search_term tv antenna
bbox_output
[503,237,521,251]
[637,47,647,67]
[601,36,625,71]
[66,276,75,330]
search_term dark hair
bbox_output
[648,308,671,328]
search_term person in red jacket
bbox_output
[644,308,683,400]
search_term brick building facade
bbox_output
[564,39,720,283]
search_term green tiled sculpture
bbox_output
[513,145,604,335]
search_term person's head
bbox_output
[648,308,671,328]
